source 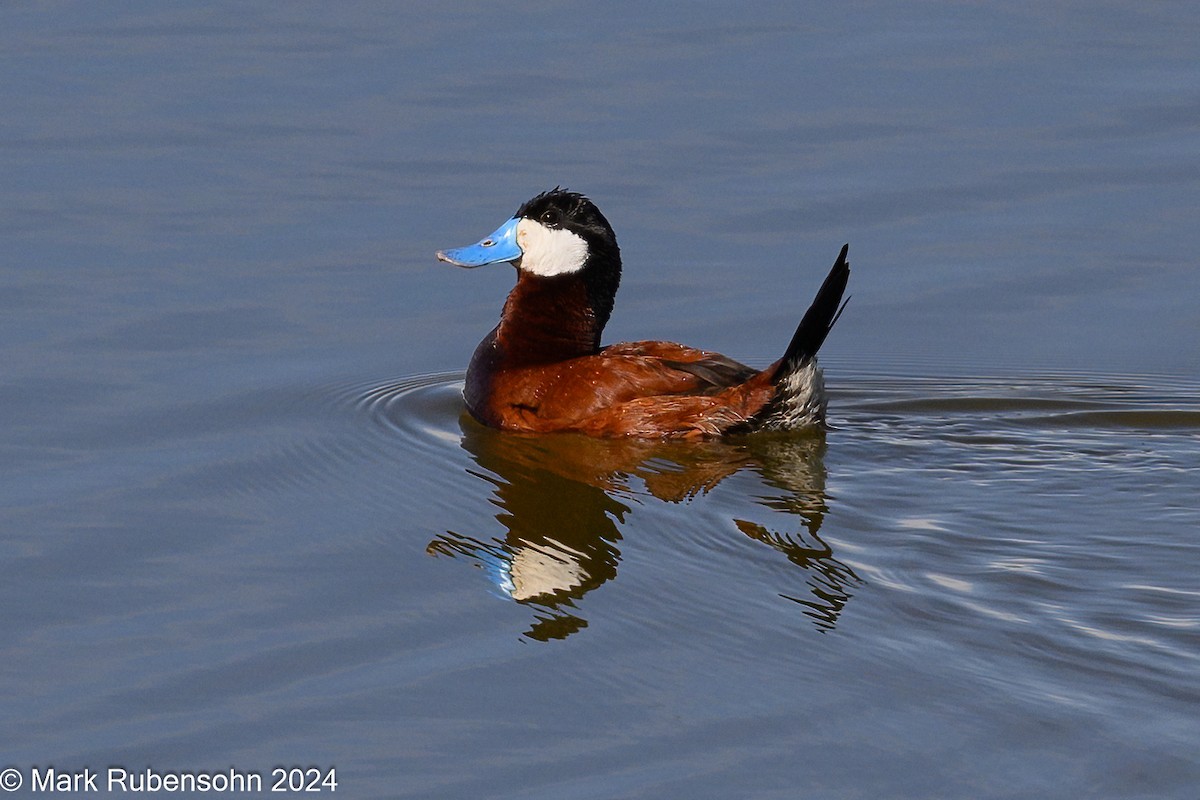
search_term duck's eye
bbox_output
[539,209,561,227]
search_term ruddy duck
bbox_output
[437,189,849,438]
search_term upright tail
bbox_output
[746,245,850,431]
[772,243,850,381]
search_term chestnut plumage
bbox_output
[437,189,849,438]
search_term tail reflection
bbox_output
[428,416,860,640]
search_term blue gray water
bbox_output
[3,3,1199,798]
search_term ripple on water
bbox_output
[826,369,1200,714]
[344,372,467,450]
[196,364,1198,736]
[200,365,1200,688]
[179,372,468,507]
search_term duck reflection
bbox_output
[428,415,860,640]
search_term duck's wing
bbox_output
[497,343,771,436]
[601,341,758,393]
[552,343,776,437]
[576,380,775,438]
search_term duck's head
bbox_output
[436,189,620,279]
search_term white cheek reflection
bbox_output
[516,218,588,276]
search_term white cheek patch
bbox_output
[516,218,589,276]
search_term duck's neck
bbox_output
[464,256,620,424]
[492,271,607,364]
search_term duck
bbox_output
[436,189,849,439]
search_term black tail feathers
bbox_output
[771,244,850,381]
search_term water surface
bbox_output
[3,3,1199,798]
